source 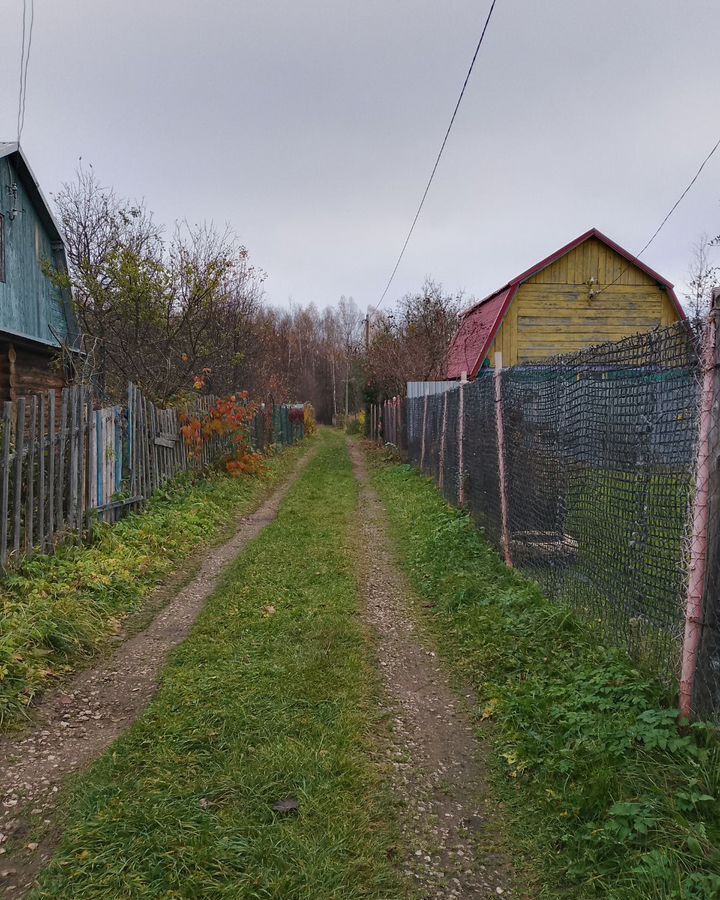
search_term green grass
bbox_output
[0,445,305,729]
[531,465,691,675]
[33,431,402,899]
[504,461,690,676]
[368,451,720,900]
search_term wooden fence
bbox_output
[0,385,302,569]
[368,396,405,450]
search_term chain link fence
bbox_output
[372,316,720,719]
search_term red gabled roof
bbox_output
[445,228,685,380]
[446,286,516,379]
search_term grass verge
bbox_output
[33,431,402,899]
[0,444,306,729]
[368,449,720,900]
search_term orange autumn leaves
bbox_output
[180,391,266,478]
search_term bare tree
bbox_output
[684,234,719,330]
[365,279,463,398]
[336,296,363,418]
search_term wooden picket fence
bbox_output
[0,385,302,569]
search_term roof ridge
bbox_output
[448,229,685,379]
[461,227,680,317]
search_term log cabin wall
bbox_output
[0,339,66,406]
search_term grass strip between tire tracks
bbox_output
[33,431,402,899]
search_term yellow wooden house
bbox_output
[446,228,685,378]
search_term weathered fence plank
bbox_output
[89,401,97,515]
[13,398,25,559]
[77,388,88,532]
[1,402,11,567]
[68,387,78,530]
[48,391,55,549]
[26,396,37,554]
[57,388,68,533]
[38,393,46,552]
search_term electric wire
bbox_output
[16,0,27,144]
[592,133,720,299]
[18,0,35,143]
[371,0,499,316]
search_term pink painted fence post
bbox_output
[494,352,513,568]
[458,375,466,505]
[680,292,719,719]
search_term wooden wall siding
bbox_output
[0,385,301,569]
[0,157,69,345]
[486,239,681,366]
[526,237,656,287]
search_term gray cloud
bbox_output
[1,0,718,310]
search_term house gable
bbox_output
[491,237,680,363]
[0,144,76,350]
[447,229,684,377]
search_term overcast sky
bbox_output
[1,1,718,312]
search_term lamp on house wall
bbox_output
[5,182,19,221]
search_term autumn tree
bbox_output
[53,167,463,420]
[336,296,363,419]
[53,166,265,403]
[365,279,463,398]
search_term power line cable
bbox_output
[18,0,35,143]
[371,0,499,316]
[16,0,27,143]
[637,134,720,258]
[592,133,720,300]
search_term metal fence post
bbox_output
[494,352,513,568]
[680,292,719,718]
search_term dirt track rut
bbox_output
[349,441,517,899]
[0,448,313,897]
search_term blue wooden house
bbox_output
[0,142,79,402]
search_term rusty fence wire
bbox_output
[370,316,720,720]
